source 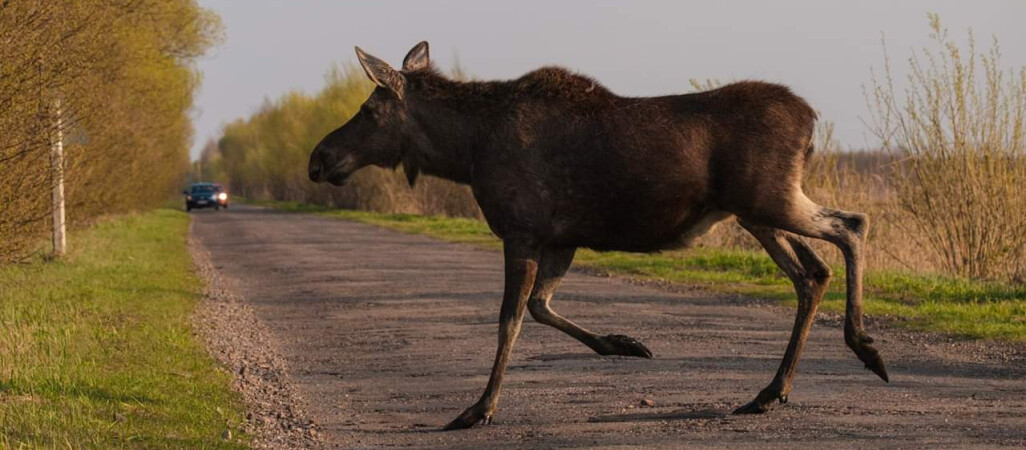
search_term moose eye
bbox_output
[361,104,382,120]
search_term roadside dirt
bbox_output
[190,205,1026,449]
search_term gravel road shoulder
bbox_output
[190,226,321,449]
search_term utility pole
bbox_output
[51,98,65,257]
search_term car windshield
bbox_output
[190,185,216,193]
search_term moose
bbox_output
[308,42,888,430]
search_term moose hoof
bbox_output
[732,399,770,415]
[597,334,653,358]
[733,387,787,415]
[848,334,889,382]
[443,402,494,430]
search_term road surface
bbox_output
[191,205,1025,449]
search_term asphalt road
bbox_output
[191,204,1026,449]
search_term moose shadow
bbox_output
[588,407,730,423]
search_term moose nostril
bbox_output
[309,160,323,181]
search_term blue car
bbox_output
[184,183,228,212]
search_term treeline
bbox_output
[0,1,222,261]
[201,66,481,218]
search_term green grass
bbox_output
[247,198,1026,342]
[0,209,247,448]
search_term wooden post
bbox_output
[51,98,66,257]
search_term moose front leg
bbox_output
[444,239,540,430]
[528,247,652,358]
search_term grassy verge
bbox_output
[245,199,1025,342]
[0,209,247,448]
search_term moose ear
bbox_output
[402,41,430,72]
[355,46,405,99]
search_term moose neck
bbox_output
[404,73,512,185]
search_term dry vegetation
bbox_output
[212,17,1023,284]
[0,1,222,261]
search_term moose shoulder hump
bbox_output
[513,66,614,101]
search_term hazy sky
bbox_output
[191,0,1026,159]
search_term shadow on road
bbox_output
[588,408,730,423]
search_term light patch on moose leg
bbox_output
[783,195,888,383]
[819,208,887,382]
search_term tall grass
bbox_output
[0,210,246,447]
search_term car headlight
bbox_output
[218,193,228,201]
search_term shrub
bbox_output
[865,14,1026,280]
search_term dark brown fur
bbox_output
[309,42,887,430]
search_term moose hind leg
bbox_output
[734,223,832,414]
[775,196,887,382]
[527,247,652,358]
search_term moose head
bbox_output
[308,41,433,187]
